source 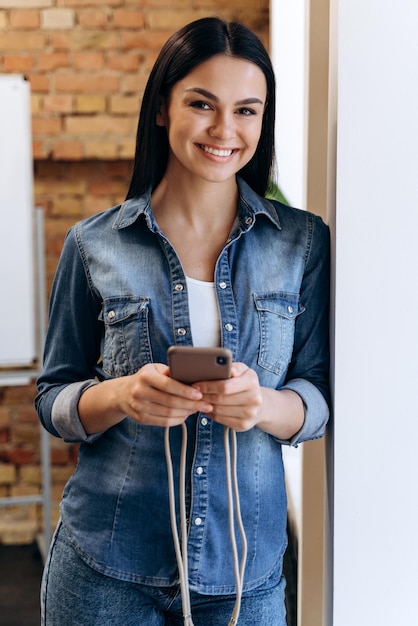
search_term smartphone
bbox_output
[167,346,232,384]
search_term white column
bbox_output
[332,1,418,623]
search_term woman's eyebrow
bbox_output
[184,87,264,106]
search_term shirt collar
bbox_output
[112,177,282,232]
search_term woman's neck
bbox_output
[151,174,239,281]
[151,173,238,231]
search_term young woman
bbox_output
[36,17,330,626]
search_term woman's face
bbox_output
[157,54,267,185]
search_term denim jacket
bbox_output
[35,177,330,593]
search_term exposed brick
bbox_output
[43,94,73,113]
[19,465,41,485]
[198,0,269,7]
[9,9,40,29]
[118,137,135,159]
[51,465,74,482]
[0,464,16,485]
[32,117,62,136]
[121,72,148,95]
[38,51,69,71]
[75,95,107,113]
[120,30,171,50]
[0,428,10,444]
[110,95,139,114]
[112,9,144,29]
[28,74,50,93]
[0,0,52,7]
[135,0,189,6]
[106,51,142,72]
[77,7,109,28]
[51,141,84,160]
[146,10,202,30]
[41,7,75,29]
[11,425,39,446]
[55,73,120,93]
[50,444,70,465]
[1,446,37,465]
[3,385,37,406]
[12,407,39,424]
[32,140,50,159]
[51,30,118,50]
[10,484,40,498]
[2,54,34,72]
[0,31,46,50]
[72,51,105,70]
[58,0,121,6]
[65,114,133,136]
[84,141,119,159]
[0,517,37,545]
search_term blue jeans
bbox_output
[41,521,287,625]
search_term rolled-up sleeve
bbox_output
[35,227,104,443]
[280,378,329,446]
[280,212,331,446]
[51,380,103,443]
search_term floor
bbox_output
[0,542,43,626]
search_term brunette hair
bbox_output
[125,17,276,199]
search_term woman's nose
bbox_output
[208,112,235,140]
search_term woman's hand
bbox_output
[117,363,213,427]
[192,362,263,432]
[78,363,213,435]
[194,362,305,439]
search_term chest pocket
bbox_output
[99,297,152,377]
[254,293,304,376]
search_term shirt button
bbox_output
[108,311,116,319]
[175,284,184,291]
[201,417,208,426]
[177,328,186,336]
[287,305,294,314]
[245,216,253,225]
[194,517,202,526]
[196,467,203,475]
[219,282,227,289]
[224,323,233,332]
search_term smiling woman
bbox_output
[154,55,266,190]
[35,16,330,626]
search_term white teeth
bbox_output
[201,145,233,157]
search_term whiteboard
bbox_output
[0,75,36,367]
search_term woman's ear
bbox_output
[156,97,167,127]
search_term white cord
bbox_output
[224,426,248,626]
[165,424,194,626]
[164,423,247,626]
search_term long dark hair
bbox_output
[125,17,276,199]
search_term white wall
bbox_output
[333,1,418,623]
[271,0,308,210]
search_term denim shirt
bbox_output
[35,177,330,594]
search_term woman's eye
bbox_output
[237,107,256,116]
[190,101,211,110]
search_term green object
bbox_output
[266,181,289,205]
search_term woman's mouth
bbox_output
[199,144,234,157]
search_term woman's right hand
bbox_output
[78,363,213,435]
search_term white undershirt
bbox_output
[185,276,221,347]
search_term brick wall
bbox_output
[0,0,269,544]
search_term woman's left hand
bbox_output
[192,362,263,432]
[194,362,306,438]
